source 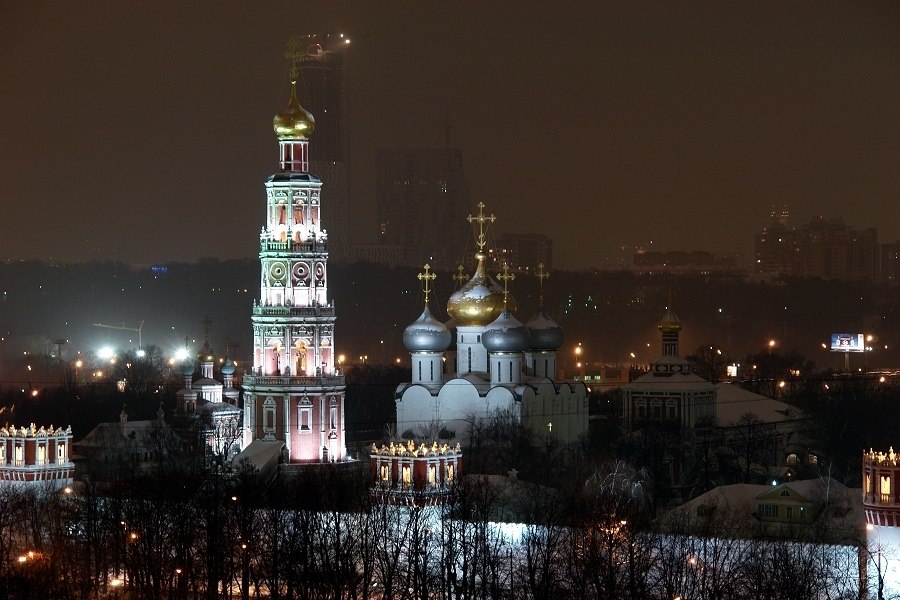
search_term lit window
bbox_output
[428,464,437,485]
[402,465,411,486]
[37,445,46,467]
[14,446,23,467]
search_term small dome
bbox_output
[446,253,515,327]
[273,82,315,139]
[483,310,528,353]
[403,308,452,352]
[526,309,564,350]
[220,361,235,376]
[658,308,682,332]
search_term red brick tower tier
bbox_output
[371,440,462,506]
[863,448,900,526]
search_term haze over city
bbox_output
[3,2,899,270]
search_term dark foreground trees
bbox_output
[0,462,886,600]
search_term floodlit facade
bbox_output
[0,424,73,486]
[370,440,462,505]
[241,61,346,463]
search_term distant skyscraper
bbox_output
[376,148,472,268]
[755,211,878,281]
[754,206,798,275]
[297,35,352,263]
[241,59,346,463]
[493,233,553,272]
[881,241,900,284]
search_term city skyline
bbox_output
[2,2,899,270]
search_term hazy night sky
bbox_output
[2,2,899,270]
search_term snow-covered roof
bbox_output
[715,383,802,427]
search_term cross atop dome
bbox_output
[453,264,468,289]
[417,264,437,308]
[467,202,495,253]
[284,36,303,83]
[497,262,515,310]
[535,262,549,308]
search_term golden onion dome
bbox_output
[446,252,516,326]
[273,81,315,139]
[657,308,682,332]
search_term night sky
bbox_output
[3,2,899,270]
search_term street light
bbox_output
[865,334,877,372]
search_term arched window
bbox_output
[402,465,411,487]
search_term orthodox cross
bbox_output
[453,264,468,288]
[467,202,495,252]
[535,262,550,308]
[284,37,303,83]
[417,264,437,307]
[497,261,515,310]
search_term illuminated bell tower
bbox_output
[242,44,346,463]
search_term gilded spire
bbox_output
[417,264,437,308]
[535,262,549,309]
[274,38,315,139]
[467,202,496,254]
[497,262,515,310]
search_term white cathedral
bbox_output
[395,205,589,446]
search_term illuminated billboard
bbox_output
[830,333,865,353]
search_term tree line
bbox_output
[0,456,887,600]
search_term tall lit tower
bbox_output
[241,45,346,463]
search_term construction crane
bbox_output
[93,320,144,350]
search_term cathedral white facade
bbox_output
[395,205,588,446]
[241,66,346,463]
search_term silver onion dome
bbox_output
[526,308,564,350]
[483,310,528,353]
[403,308,452,352]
